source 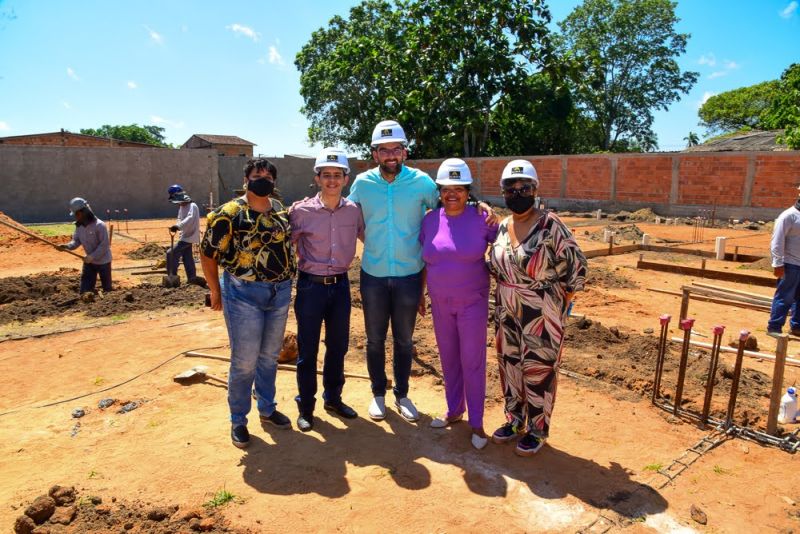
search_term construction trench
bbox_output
[2,209,800,532]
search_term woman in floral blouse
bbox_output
[489,160,587,456]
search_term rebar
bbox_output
[701,325,725,423]
[725,330,749,429]
[674,318,695,415]
[652,314,671,403]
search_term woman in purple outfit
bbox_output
[419,158,498,450]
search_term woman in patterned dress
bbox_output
[489,160,587,456]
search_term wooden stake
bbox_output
[767,335,789,435]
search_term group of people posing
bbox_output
[199,120,588,457]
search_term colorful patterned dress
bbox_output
[489,211,587,438]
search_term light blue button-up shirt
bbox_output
[348,165,438,277]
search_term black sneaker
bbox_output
[297,414,314,432]
[491,422,522,444]
[231,425,250,449]
[260,410,291,429]
[515,434,546,457]
[324,401,358,419]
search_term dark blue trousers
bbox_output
[294,272,351,415]
[359,269,422,400]
[166,240,196,279]
[80,262,112,293]
[768,262,800,332]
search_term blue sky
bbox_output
[0,1,798,155]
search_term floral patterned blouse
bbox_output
[201,197,296,282]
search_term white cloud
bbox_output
[144,25,163,45]
[698,53,716,67]
[62,101,71,109]
[127,81,138,89]
[780,1,798,18]
[696,91,717,109]
[0,121,10,131]
[723,60,740,70]
[268,45,284,65]
[708,71,727,79]
[66,67,79,80]
[150,115,185,128]
[226,23,260,42]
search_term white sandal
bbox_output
[471,433,489,450]
[429,414,463,428]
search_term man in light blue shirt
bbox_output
[349,120,495,422]
[768,185,800,335]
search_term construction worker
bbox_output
[289,148,364,431]
[60,197,113,294]
[200,158,296,449]
[348,120,496,423]
[166,184,202,284]
[768,184,800,336]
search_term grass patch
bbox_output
[88,470,101,479]
[110,314,129,322]
[204,488,239,508]
[712,465,732,475]
[643,462,663,472]
[93,376,105,386]
[29,223,74,237]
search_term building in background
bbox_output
[181,134,256,157]
[0,129,161,148]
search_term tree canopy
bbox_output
[698,80,779,134]
[79,124,170,147]
[558,0,698,152]
[763,63,800,149]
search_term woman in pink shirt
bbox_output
[419,159,498,450]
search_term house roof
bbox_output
[186,134,255,146]
[685,130,788,152]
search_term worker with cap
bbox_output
[60,197,113,294]
[348,120,496,423]
[166,184,202,284]
[767,184,800,336]
[288,148,365,431]
[419,158,498,449]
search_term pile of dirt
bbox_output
[586,224,645,243]
[127,242,167,259]
[0,212,70,250]
[13,485,250,533]
[561,318,773,429]
[586,266,639,289]
[628,208,658,221]
[738,257,773,272]
[0,271,207,325]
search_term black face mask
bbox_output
[247,178,274,197]
[505,195,536,214]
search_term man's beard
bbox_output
[379,160,403,175]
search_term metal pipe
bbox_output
[652,314,671,404]
[701,325,725,424]
[725,330,749,429]
[674,318,695,416]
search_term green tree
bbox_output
[763,63,800,149]
[557,0,698,151]
[295,0,560,158]
[683,131,699,147]
[79,124,170,147]
[698,80,779,134]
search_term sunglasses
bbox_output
[502,184,535,197]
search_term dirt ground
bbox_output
[2,213,800,533]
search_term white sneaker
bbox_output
[471,433,489,450]
[368,396,386,420]
[429,414,463,428]
[395,398,419,422]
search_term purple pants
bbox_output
[429,291,489,430]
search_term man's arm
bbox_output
[772,213,790,278]
[83,223,110,263]
[200,253,222,310]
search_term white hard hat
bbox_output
[371,120,407,146]
[435,158,473,186]
[314,147,350,173]
[500,159,539,187]
[69,197,89,215]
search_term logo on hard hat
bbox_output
[512,166,524,174]
[326,154,338,162]
[449,171,461,179]
[380,128,392,137]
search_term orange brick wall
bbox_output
[215,144,253,157]
[565,157,611,200]
[751,155,800,208]
[616,156,672,203]
[0,133,156,148]
[678,155,748,206]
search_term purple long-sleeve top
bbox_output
[289,194,365,275]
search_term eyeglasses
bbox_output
[376,147,404,157]
[502,184,534,197]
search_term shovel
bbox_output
[162,229,181,288]
[173,365,227,386]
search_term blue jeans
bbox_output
[768,262,800,332]
[80,262,112,293]
[360,269,422,399]
[294,272,351,415]
[221,271,292,427]
[167,240,196,279]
